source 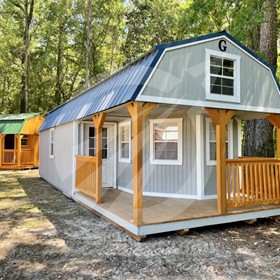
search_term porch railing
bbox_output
[2,150,17,164]
[75,155,97,198]
[226,157,280,207]
[1,149,34,166]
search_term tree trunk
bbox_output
[54,23,64,105]
[18,0,34,113]
[259,0,277,69]
[243,0,277,158]
[84,0,92,89]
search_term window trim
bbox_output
[205,118,233,166]
[118,121,131,163]
[205,49,241,103]
[49,128,54,159]
[150,118,183,165]
[21,135,28,147]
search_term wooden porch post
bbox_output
[16,135,23,167]
[34,134,39,167]
[266,114,280,158]
[0,134,4,166]
[127,101,156,225]
[204,108,236,215]
[92,113,106,204]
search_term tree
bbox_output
[11,0,35,113]
[84,0,93,88]
[243,0,278,157]
[122,0,181,62]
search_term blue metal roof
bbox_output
[41,31,279,131]
[40,50,163,131]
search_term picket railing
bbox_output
[2,150,16,164]
[226,157,280,207]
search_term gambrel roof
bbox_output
[0,113,40,134]
[40,31,279,131]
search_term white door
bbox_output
[83,123,116,187]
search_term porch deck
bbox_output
[75,188,280,227]
[0,164,35,170]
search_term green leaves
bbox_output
[0,0,278,114]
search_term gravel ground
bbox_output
[0,170,280,280]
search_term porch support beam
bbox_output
[0,134,4,166]
[34,134,39,167]
[92,112,106,204]
[16,135,23,167]
[266,114,280,158]
[204,108,236,215]
[126,101,157,226]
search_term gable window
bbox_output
[206,118,233,165]
[206,49,240,103]
[150,118,183,165]
[119,121,131,163]
[21,135,28,147]
[50,128,54,158]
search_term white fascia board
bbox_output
[136,95,280,115]
[138,208,280,236]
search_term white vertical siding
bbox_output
[141,38,280,111]
[117,162,133,191]
[143,114,197,196]
[39,122,74,196]
[117,114,197,197]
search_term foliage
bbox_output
[0,0,278,114]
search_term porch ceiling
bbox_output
[81,104,198,123]
[80,104,271,123]
[233,110,269,120]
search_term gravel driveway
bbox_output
[0,170,280,280]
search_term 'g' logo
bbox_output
[219,40,227,52]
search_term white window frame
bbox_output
[150,118,183,165]
[49,128,54,159]
[205,118,233,166]
[118,121,131,163]
[205,49,241,103]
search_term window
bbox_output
[88,127,108,159]
[206,118,233,165]
[150,118,183,165]
[119,121,131,163]
[21,135,28,146]
[50,128,54,158]
[206,49,240,103]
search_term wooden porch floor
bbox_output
[76,188,280,226]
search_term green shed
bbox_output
[0,113,45,169]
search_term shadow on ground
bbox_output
[1,170,280,280]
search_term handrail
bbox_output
[226,157,280,207]
[227,157,280,163]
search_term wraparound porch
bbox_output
[74,102,280,238]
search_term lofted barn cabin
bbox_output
[0,113,45,170]
[39,31,280,240]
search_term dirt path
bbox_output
[0,170,280,280]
